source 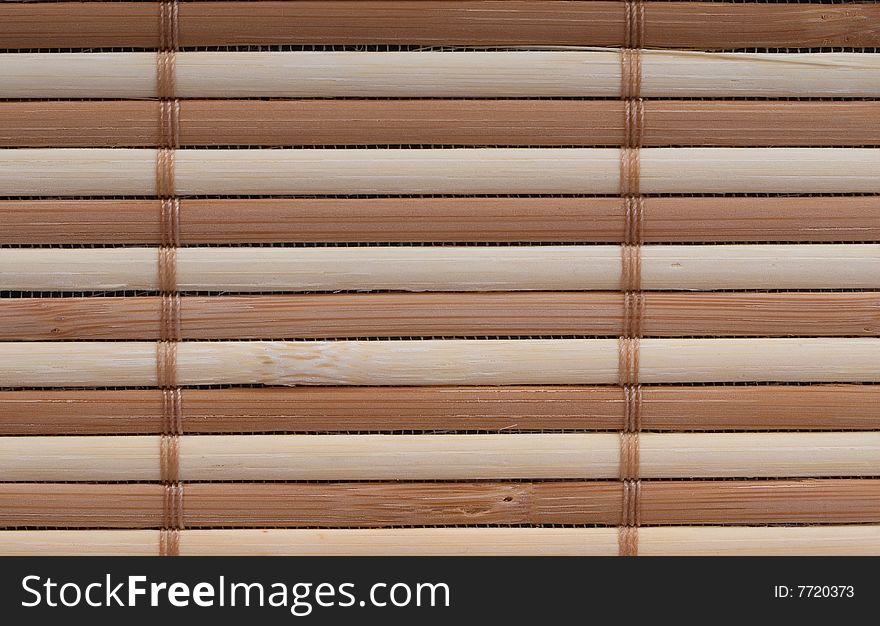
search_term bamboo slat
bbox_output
[3,100,880,148]
[3,197,879,245]
[2,245,879,292]
[1,292,878,340]
[2,480,879,528]
[2,385,877,435]
[2,433,880,481]
[2,148,879,196]
[1,2,878,49]
[1,526,879,556]
[3,52,879,98]
[0,339,879,387]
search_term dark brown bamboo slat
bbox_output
[0,2,877,49]
[0,385,877,435]
[3,197,880,245]
[2,480,879,528]
[2,101,879,148]
[1,292,877,340]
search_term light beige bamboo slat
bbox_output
[0,339,878,387]
[1,527,878,556]
[2,52,878,98]
[2,245,879,292]
[1,149,879,195]
[1,433,879,481]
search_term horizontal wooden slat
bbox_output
[2,526,880,556]
[2,245,879,292]
[3,52,878,98]
[1,385,877,434]
[2,433,880,481]
[3,197,879,245]
[0,292,877,340]
[1,339,878,387]
[2,100,879,148]
[0,2,876,49]
[2,148,879,196]
[2,480,879,528]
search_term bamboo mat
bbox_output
[0,0,879,557]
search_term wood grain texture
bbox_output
[2,526,879,556]
[1,385,877,435]
[2,433,880,481]
[0,339,878,387]
[3,52,879,99]
[2,480,879,528]
[1,292,877,340]
[0,2,876,49]
[3,100,880,148]
[2,245,879,292]
[3,197,879,245]
[2,148,879,196]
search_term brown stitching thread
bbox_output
[624,0,646,49]
[159,483,183,555]
[617,337,640,387]
[157,148,176,198]
[157,0,178,98]
[159,434,180,484]
[619,147,641,197]
[158,0,182,558]
[619,0,644,558]
[159,292,181,342]
[618,432,640,482]
[623,195,644,246]
[156,341,178,390]
[623,98,644,150]
[622,291,645,339]
[623,382,643,433]
[162,482,184,529]
[158,198,180,304]
[157,50,176,100]
[159,197,180,247]
[158,0,179,51]
[159,529,180,557]
[620,244,642,292]
[161,387,183,436]
[618,526,639,557]
[157,246,178,293]
[620,48,642,100]
[621,478,641,527]
[159,99,180,150]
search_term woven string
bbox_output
[621,478,641,526]
[622,289,645,339]
[623,0,645,49]
[620,49,642,101]
[620,244,642,293]
[157,0,182,557]
[618,0,644,558]
[622,381,642,434]
[159,524,181,557]
[618,338,640,388]
[623,195,645,245]
[158,0,179,50]
[157,0,178,97]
